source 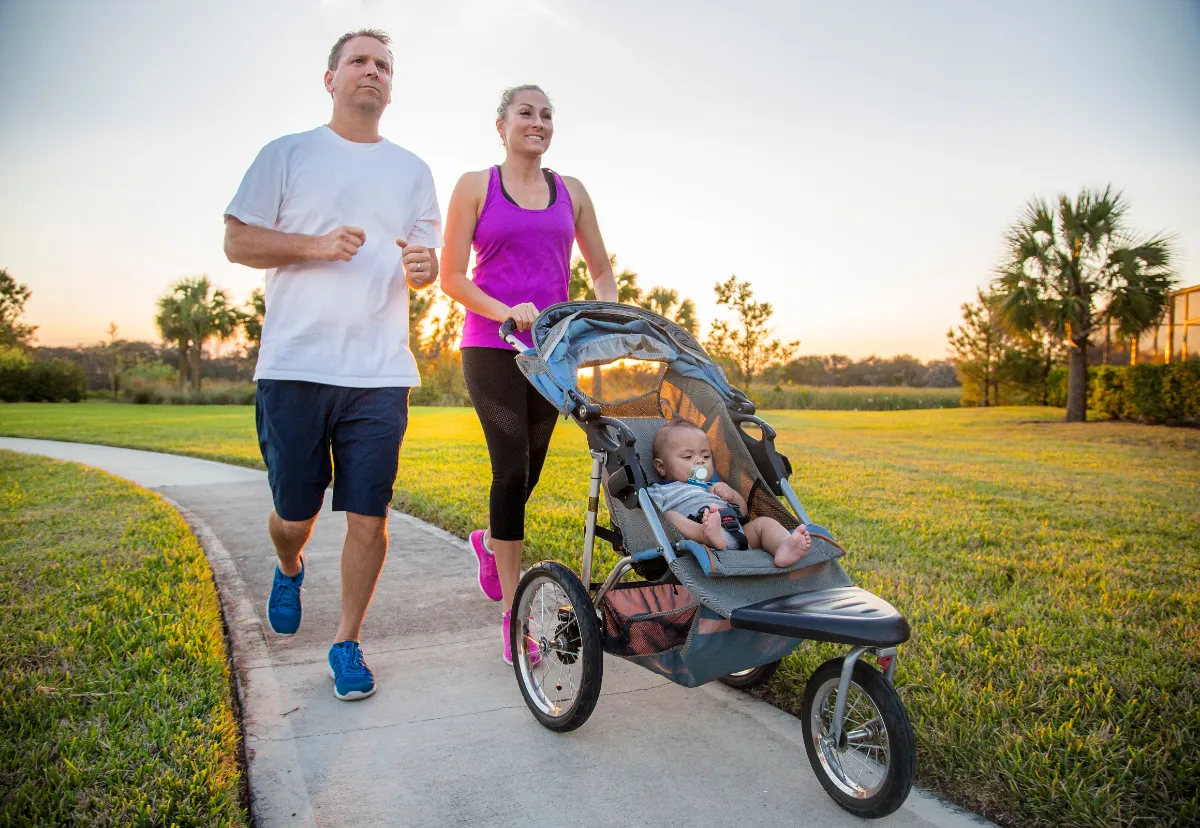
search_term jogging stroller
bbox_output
[501,302,916,819]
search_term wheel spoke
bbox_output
[811,674,893,800]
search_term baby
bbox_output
[647,417,812,567]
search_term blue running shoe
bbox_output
[267,557,305,635]
[328,640,376,701]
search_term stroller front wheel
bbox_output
[801,657,915,818]
[512,561,603,733]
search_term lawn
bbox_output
[2,402,1197,827]
[0,450,248,826]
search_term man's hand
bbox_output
[397,238,435,287]
[313,226,366,262]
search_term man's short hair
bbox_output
[652,417,705,460]
[328,29,392,72]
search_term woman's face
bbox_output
[498,90,554,158]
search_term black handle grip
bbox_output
[499,318,518,340]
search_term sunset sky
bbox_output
[1,0,1197,360]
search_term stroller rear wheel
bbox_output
[801,657,915,818]
[719,660,780,690]
[512,561,603,733]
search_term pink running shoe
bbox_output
[470,530,502,602]
[502,610,541,666]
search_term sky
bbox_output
[1,0,1198,360]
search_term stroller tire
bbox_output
[718,660,780,690]
[801,657,915,819]
[511,561,603,733]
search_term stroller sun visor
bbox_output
[514,301,752,415]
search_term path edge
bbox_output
[163,496,317,828]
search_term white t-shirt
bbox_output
[225,125,443,387]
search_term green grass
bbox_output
[2,402,1198,826]
[0,402,264,467]
[0,451,248,827]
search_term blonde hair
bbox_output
[496,85,553,120]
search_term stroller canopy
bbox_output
[515,301,753,414]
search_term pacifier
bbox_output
[687,464,712,489]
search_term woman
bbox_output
[440,85,618,663]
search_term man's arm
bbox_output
[223,216,365,269]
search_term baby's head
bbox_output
[652,417,714,484]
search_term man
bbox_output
[223,29,441,701]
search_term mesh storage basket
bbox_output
[599,581,800,688]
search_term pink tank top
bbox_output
[460,165,575,349]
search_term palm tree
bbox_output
[157,276,243,392]
[636,286,698,336]
[992,187,1175,422]
[243,287,266,362]
[568,253,641,303]
[187,277,241,391]
[155,292,190,392]
[568,254,641,398]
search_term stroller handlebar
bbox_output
[498,318,524,351]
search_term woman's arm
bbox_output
[564,176,618,302]
[439,171,538,329]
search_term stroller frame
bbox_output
[502,303,916,818]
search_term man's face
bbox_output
[325,36,393,114]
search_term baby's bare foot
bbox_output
[774,525,812,568]
[701,509,727,549]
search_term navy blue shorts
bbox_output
[255,380,410,522]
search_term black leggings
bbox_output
[461,347,559,541]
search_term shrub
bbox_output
[410,352,471,407]
[1056,361,1200,424]
[750,384,961,411]
[121,360,178,385]
[0,351,85,402]
[120,380,256,405]
[0,346,33,402]
[1162,359,1200,421]
[1045,366,1068,407]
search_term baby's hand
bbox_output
[711,482,737,502]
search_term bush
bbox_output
[121,360,178,385]
[750,384,961,411]
[0,350,85,402]
[1045,366,1068,407]
[409,352,471,407]
[1052,361,1200,424]
[0,346,33,402]
[121,380,256,405]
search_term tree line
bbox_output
[3,256,959,405]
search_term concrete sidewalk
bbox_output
[1,438,993,828]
